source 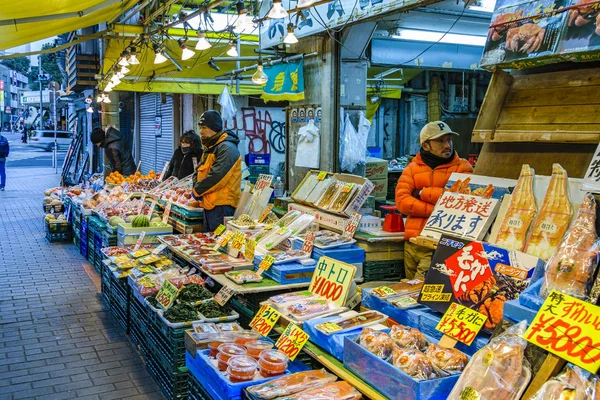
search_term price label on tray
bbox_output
[342,183,355,193]
[136,194,146,213]
[317,171,328,180]
[257,254,276,275]
[162,201,172,224]
[301,231,316,255]
[156,280,180,310]
[214,285,236,306]
[249,304,281,336]
[146,199,157,218]
[436,303,487,346]
[158,161,170,181]
[275,323,309,361]
[258,204,274,223]
[152,244,167,255]
[373,286,396,297]
[245,238,257,262]
[214,224,226,236]
[524,290,600,373]
[315,322,342,334]
[231,231,246,251]
[214,231,234,250]
[133,231,147,251]
[342,212,362,239]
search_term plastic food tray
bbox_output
[315,311,388,336]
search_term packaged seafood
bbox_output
[306,178,333,205]
[246,369,338,399]
[316,181,344,210]
[389,324,428,351]
[117,260,139,270]
[101,246,131,257]
[275,381,362,400]
[298,230,355,249]
[540,193,600,301]
[112,255,131,264]
[230,213,262,228]
[278,210,302,228]
[204,264,234,274]
[216,343,247,371]
[315,311,387,335]
[192,322,219,340]
[392,347,435,381]
[387,293,420,310]
[130,249,151,258]
[225,270,263,284]
[258,227,292,252]
[286,214,316,236]
[269,290,317,306]
[494,165,537,252]
[286,299,337,320]
[524,164,573,260]
[138,254,161,265]
[448,321,531,400]
[359,328,394,359]
[208,333,236,358]
[372,278,424,298]
[234,330,260,345]
[228,355,258,382]
[245,340,274,359]
[258,349,288,377]
[217,322,243,333]
[530,365,590,400]
[329,183,360,213]
[424,343,468,372]
[293,173,320,202]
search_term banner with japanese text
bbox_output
[418,235,544,332]
[261,60,305,102]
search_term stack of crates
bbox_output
[72,205,82,249]
[80,214,89,258]
[246,154,270,184]
[87,216,101,265]
[108,270,130,333]
[90,217,107,273]
[188,371,211,400]
[128,280,149,354]
[100,259,112,308]
[362,260,404,282]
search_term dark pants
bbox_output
[203,205,235,232]
[0,160,5,188]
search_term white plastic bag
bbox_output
[295,120,320,168]
[340,112,369,172]
[218,86,237,121]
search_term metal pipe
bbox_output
[374,67,402,80]
[236,35,241,94]
[470,74,477,113]
[0,0,121,26]
[122,76,257,85]
[163,50,183,71]
[401,71,430,93]
[212,56,265,62]
[113,0,151,24]
[254,49,279,55]
[215,52,317,78]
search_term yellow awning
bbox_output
[0,0,138,51]
[103,27,264,95]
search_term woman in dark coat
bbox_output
[164,130,203,180]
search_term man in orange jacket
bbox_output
[395,121,473,279]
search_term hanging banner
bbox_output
[261,60,305,102]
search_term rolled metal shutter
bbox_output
[139,93,174,174]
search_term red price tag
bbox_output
[249,304,281,336]
[302,231,316,255]
[275,323,309,361]
[255,174,274,191]
[435,303,487,346]
[162,201,172,224]
[134,231,147,251]
[342,212,362,239]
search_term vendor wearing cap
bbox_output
[395,121,473,279]
[192,110,242,231]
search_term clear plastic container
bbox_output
[227,355,258,382]
[217,343,247,371]
[208,333,236,358]
[245,340,274,359]
[259,349,289,377]
[234,330,260,346]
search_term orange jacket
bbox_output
[192,132,242,210]
[395,152,473,239]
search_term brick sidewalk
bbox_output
[0,167,165,400]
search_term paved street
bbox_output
[0,142,165,399]
[3,133,66,168]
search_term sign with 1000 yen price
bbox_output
[436,302,487,346]
[524,290,600,373]
[275,323,309,361]
[249,304,281,336]
[308,256,356,308]
[156,280,180,310]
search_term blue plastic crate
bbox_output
[246,153,270,165]
[262,261,316,284]
[292,240,365,264]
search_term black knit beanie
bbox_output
[199,110,223,133]
[91,128,105,145]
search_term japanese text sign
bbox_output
[214,285,236,306]
[133,231,146,251]
[152,244,167,255]
[302,231,316,255]
[146,199,157,218]
[156,280,179,310]
[342,213,362,239]
[275,323,309,361]
[249,304,281,336]
[255,174,274,191]
[258,204,274,223]
[583,142,600,193]
[245,238,257,262]
[162,201,172,224]
[231,231,246,251]
[317,171,328,180]
[524,290,600,373]
[159,161,169,181]
[137,194,146,213]
[214,224,226,236]
[436,303,487,346]
[421,193,499,241]
[309,256,356,308]
[257,254,276,275]
[214,230,234,250]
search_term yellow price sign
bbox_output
[436,303,487,346]
[317,171,328,180]
[214,224,226,236]
[249,304,281,336]
[257,254,276,274]
[308,256,357,308]
[275,323,309,361]
[231,231,246,251]
[214,230,234,250]
[373,286,397,298]
[524,290,600,373]
[155,280,180,310]
[244,238,257,262]
[342,183,355,193]
[315,322,343,335]
[258,204,274,223]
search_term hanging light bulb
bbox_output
[120,65,130,75]
[283,23,298,44]
[116,71,125,79]
[96,94,104,103]
[104,83,114,92]
[195,31,212,50]
[252,58,268,85]
[102,94,112,103]
[267,0,288,19]
[154,49,167,64]
[227,41,239,57]
[128,48,140,65]
[110,74,121,86]
[297,0,317,7]
[118,54,130,67]
[86,105,94,113]
[179,40,195,60]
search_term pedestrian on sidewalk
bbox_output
[192,110,242,231]
[0,133,10,190]
[91,125,136,177]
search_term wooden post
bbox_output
[521,354,566,400]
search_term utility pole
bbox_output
[49,81,58,173]
[38,55,45,130]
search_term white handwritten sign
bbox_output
[583,142,600,193]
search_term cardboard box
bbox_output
[370,178,388,200]
[185,330,210,358]
[365,157,388,181]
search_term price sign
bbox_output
[136,194,146,213]
[342,212,362,239]
[214,285,236,306]
[152,244,167,255]
[275,323,309,361]
[255,174,274,191]
[159,161,170,181]
[249,304,281,336]
[373,286,396,297]
[213,230,234,250]
[315,322,343,334]
[317,171,328,180]
[258,204,274,223]
[133,231,147,251]
[257,254,276,275]
[342,183,355,193]
[146,199,157,218]
[524,290,600,373]
[214,224,226,236]
[244,238,257,262]
[162,201,172,224]
[308,256,357,308]
[436,303,487,346]
[231,231,246,251]
[156,280,180,310]
[301,231,316,255]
